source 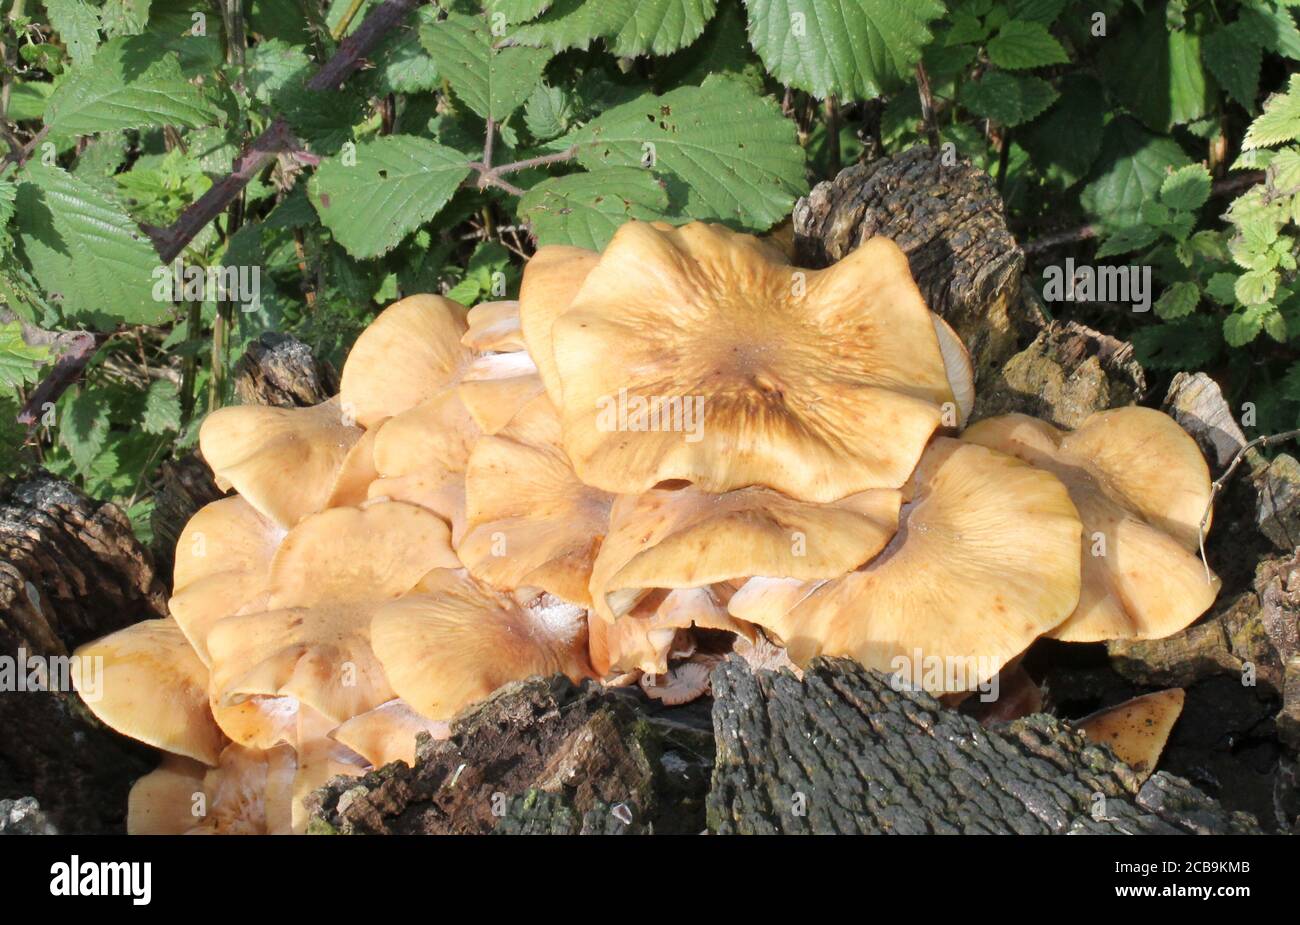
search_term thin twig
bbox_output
[915,62,939,148]
[1198,428,1300,582]
[483,117,496,171]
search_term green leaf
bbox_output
[445,241,518,306]
[742,0,945,101]
[986,20,1067,70]
[509,0,636,52]
[1160,163,1212,211]
[524,84,573,141]
[520,168,669,248]
[142,379,182,434]
[420,13,551,122]
[961,71,1058,126]
[1244,74,1300,149]
[44,36,221,138]
[1264,306,1289,341]
[1154,280,1200,319]
[1095,223,1161,258]
[1205,272,1239,304]
[1098,14,1210,132]
[559,75,807,230]
[1009,0,1068,24]
[372,6,441,94]
[487,0,555,23]
[1224,308,1265,346]
[99,0,151,37]
[45,0,102,68]
[13,164,169,325]
[245,39,312,105]
[0,321,50,389]
[1203,23,1262,110]
[1235,268,1278,306]
[1020,74,1106,186]
[1081,118,1192,226]
[59,387,111,477]
[1272,147,1300,193]
[605,0,718,56]
[1239,3,1300,60]
[1131,315,1221,370]
[309,135,472,260]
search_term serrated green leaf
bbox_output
[420,13,551,122]
[1154,280,1199,319]
[605,0,718,56]
[961,71,1058,126]
[1099,14,1210,132]
[1239,3,1300,60]
[44,36,220,138]
[508,0,635,52]
[742,0,944,101]
[520,168,669,248]
[245,39,312,105]
[45,0,102,68]
[1160,163,1212,211]
[59,387,111,477]
[1203,23,1262,110]
[309,135,472,260]
[1224,308,1265,346]
[1235,268,1278,305]
[372,6,441,95]
[142,379,182,434]
[1081,118,1192,225]
[987,20,1067,70]
[1205,272,1239,304]
[1244,74,1300,149]
[1265,306,1289,341]
[99,0,151,37]
[0,173,16,229]
[14,164,169,325]
[0,321,50,389]
[1095,223,1161,257]
[558,76,807,229]
[524,84,573,141]
[487,0,555,23]
[1009,0,1068,24]
[1020,74,1106,186]
[1131,315,1221,370]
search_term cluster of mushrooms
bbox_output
[73,221,1221,834]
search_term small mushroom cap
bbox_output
[932,312,974,428]
[589,483,901,623]
[170,496,286,663]
[371,570,594,721]
[329,699,450,768]
[456,352,546,435]
[550,221,954,501]
[641,661,713,705]
[729,438,1083,693]
[209,693,299,751]
[74,618,227,765]
[458,394,613,606]
[594,586,755,675]
[1076,688,1185,780]
[127,755,209,835]
[962,411,1220,642]
[198,397,364,529]
[367,471,468,544]
[518,244,600,405]
[339,294,471,429]
[207,503,459,724]
[462,299,526,353]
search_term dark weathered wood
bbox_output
[792,146,1030,385]
[706,658,1261,835]
[232,332,338,409]
[0,475,164,832]
[305,676,714,835]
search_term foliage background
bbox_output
[1,0,1298,542]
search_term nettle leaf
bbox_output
[420,12,551,122]
[1224,307,1266,346]
[961,71,1058,126]
[44,36,221,137]
[742,0,944,101]
[520,167,669,249]
[1081,118,1191,226]
[986,20,1067,70]
[524,84,573,141]
[0,321,50,389]
[1235,268,1278,306]
[309,135,473,260]
[1203,22,1262,110]
[1271,147,1300,193]
[141,379,182,434]
[1099,14,1210,133]
[44,0,102,68]
[1244,74,1300,149]
[1239,2,1300,61]
[14,164,168,325]
[559,75,807,230]
[1154,280,1200,319]
[1205,272,1239,304]
[1160,164,1212,211]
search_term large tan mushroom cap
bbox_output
[73,618,226,765]
[458,394,613,605]
[371,570,593,721]
[1076,688,1185,781]
[330,699,450,768]
[962,410,1219,642]
[127,755,208,835]
[518,244,600,405]
[170,496,285,664]
[463,299,526,353]
[456,352,546,435]
[199,397,364,529]
[207,503,459,724]
[589,483,901,623]
[729,438,1083,693]
[339,294,471,429]
[550,222,955,501]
